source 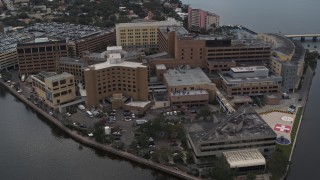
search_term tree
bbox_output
[246,173,256,180]
[93,121,105,143]
[208,156,235,180]
[196,106,213,120]
[267,149,289,180]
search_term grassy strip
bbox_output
[276,107,303,159]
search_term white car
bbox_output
[173,111,177,116]
[132,113,135,118]
[17,89,23,93]
[49,112,53,116]
[65,112,71,117]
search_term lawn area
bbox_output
[276,107,303,159]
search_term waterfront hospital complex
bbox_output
[0,13,305,172]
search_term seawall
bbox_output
[0,81,199,180]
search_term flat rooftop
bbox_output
[164,67,212,87]
[170,90,208,96]
[185,105,276,144]
[156,64,166,70]
[126,101,151,108]
[147,52,172,59]
[45,72,73,82]
[0,32,34,53]
[116,18,182,28]
[159,26,189,39]
[231,66,268,73]
[19,22,114,41]
[220,72,282,84]
[86,58,146,70]
[223,149,266,168]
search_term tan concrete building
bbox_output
[259,34,305,92]
[20,23,115,58]
[84,52,148,108]
[0,49,18,70]
[31,72,76,108]
[116,18,182,50]
[17,38,68,76]
[219,66,282,96]
[163,67,216,106]
[74,31,116,57]
[150,26,271,72]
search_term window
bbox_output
[52,81,59,87]
[60,79,66,85]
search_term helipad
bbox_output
[281,116,294,122]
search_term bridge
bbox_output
[284,34,320,42]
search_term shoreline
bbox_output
[0,80,198,180]
[283,66,316,179]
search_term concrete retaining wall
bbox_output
[0,81,198,180]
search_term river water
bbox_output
[0,85,169,180]
[1,1,320,179]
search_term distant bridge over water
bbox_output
[284,34,320,41]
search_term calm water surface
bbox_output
[0,85,170,180]
[1,0,320,179]
[182,0,320,34]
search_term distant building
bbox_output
[84,47,148,108]
[185,105,277,166]
[188,7,220,30]
[163,67,216,106]
[17,37,68,76]
[219,66,282,96]
[31,72,76,109]
[115,18,182,50]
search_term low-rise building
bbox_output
[219,66,282,96]
[31,72,76,109]
[163,67,216,106]
[185,105,277,166]
[223,149,266,174]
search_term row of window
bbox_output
[17,45,67,54]
[200,142,276,152]
[53,89,72,98]
[52,79,73,87]
[98,84,136,89]
[207,48,270,52]
[98,88,137,94]
[231,90,278,95]
[201,137,276,146]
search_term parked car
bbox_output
[65,112,71,117]
[78,104,86,111]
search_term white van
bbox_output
[86,110,93,118]
[78,104,85,111]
